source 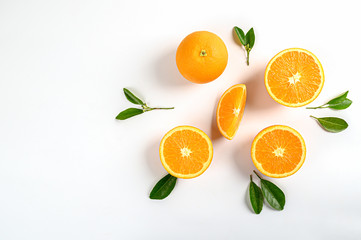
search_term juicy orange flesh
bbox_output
[162,129,210,175]
[254,129,303,174]
[218,87,246,137]
[267,51,322,104]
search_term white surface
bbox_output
[1,0,361,239]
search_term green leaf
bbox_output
[249,175,263,214]
[150,174,177,200]
[234,26,246,45]
[327,98,352,110]
[115,108,143,120]
[123,88,145,105]
[310,116,348,133]
[261,179,285,210]
[307,91,352,110]
[253,171,285,211]
[326,91,352,110]
[245,28,255,49]
[233,27,255,66]
[327,91,349,105]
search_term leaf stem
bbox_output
[310,115,317,120]
[306,104,328,109]
[246,50,250,65]
[253,170,263,180]
[245,45,251,66]
[149,107,175,110]
[143,105,174,112]
[250,175,253,182]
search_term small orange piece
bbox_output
[176,31,228,84]
[251,125,306,178]
[216,84,247,140]
[159,126,213,179]
[265,48,324,107]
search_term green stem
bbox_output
[143,105,174,112]
[246,49,250,66]
[149,107,174,111]
[250,175,253,182]
[253,170,262,180]
[200,50,207,57]
[306,104,328,109]
[310,115,318,120]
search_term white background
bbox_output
[1,0,360,239]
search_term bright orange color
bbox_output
[159,126,213,179]
[265,48,324,107]
[216,84,247,140]
[176,31,228,84]
[251,125,306,178]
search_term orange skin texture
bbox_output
[176,31,228,84]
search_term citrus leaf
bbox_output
[234,26,246,45]
[123,88,145,105]
[150,174,177,200]
[327,91,349,105]
[261,179,285,210]
[327,98,352,110]
[310,116,348,133]
[249,175,263,214]
[245,28,255,49]
[326,91,352,110]
[115,108,143,120]
[307,91,352,110]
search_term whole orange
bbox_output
[176,31,228,84]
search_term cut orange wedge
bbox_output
[216,84,247,140]
[251,125,306,178]
[265,48,324,107]
[159,126,213,179]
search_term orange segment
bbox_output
[159,126,213,179]
[265,48,324,107]
[251,125,306,178]
[216,84,247,140]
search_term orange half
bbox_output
[251,125,306,178]
[216,84,247,140]
[265,48,324,107]
[159,126,213,179]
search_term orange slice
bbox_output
[265,48,324,107]
[216,84,247,140]
[159,126,213,179]
[251,125,306,178]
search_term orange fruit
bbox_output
[265,48,324,107]
[176,31,228,84]
[251,125,306,178]
[216,84,247,140]
[159,126,213,179]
